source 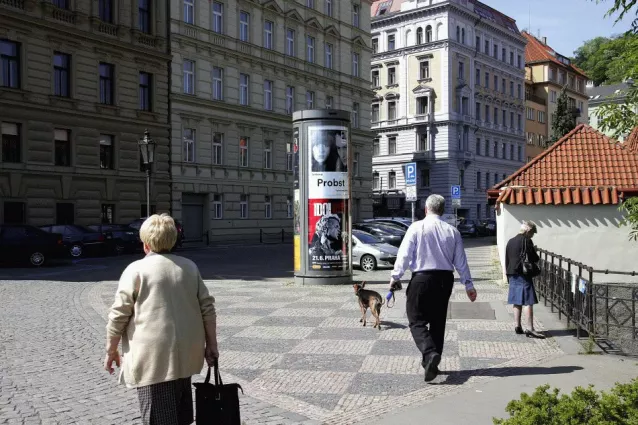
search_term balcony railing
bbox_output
[526,94,546,105]
[1,0,25,9]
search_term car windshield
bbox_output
[374,224,405,234]
[353,231,382,244]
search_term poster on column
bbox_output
[307,126,349,199]
[307,199,349,271]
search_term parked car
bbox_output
[87,224,141,254]
[128,218,184,250]
[479,219,497,236]
[0,224,66,266]
[457,219,480,237]
[353,222,405,247]
[364,217,413,231]
[38,224,107,258]
[352,229,399,272]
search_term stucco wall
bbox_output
[496,203,638,282]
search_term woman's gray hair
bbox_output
[519,220,537,236]
[425,194,445,215]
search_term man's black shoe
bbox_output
[422,353,441,382]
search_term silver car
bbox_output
[352,229,399,272]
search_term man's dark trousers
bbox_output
[406,270,454,360]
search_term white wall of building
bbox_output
[496,203,638,281]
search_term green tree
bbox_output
[572,36,614,85]
[550,88,577,143]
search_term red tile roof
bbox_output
[523,32,588,79]
[626,127,638,153]
[487,124,638,205]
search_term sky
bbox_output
[483,0,635,56]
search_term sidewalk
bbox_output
[372,292,638,425]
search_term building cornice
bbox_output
[372,40,448,62]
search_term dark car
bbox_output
[457,219,480,237]
[39,224,107,258]
[364,217,413,231]
[0,224,66,266]
[128,218,184,249]
[353,222,405,247]
[478,219,497,236]
[87,224,141,255]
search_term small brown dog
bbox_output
[353,282,384,329]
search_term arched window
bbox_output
[425,25,432,43]
[416,27,423,45]
[436,23,443,40]
[456,25,460,42]
[461,28,466,44]
[405,29,411,46]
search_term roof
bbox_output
[487,124,638,205]
[522,32,588,79]
[587,82,632,103]
[371,0,403,17]
[627,127,638,153]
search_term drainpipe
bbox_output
[166,0,173,216]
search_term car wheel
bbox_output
[360,254,377,272]
[29,251,45,267]
[69,244,83,258]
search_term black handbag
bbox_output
[193,360,244,424]
[520,238,541,278]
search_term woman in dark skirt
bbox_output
[505,221,544,339]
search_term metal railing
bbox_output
[184,229,293,246]
[535,248,638,355]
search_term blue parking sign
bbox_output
[405,163,417,186]
[451,185,461,199]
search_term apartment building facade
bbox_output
[370,0,526,220]
[523,32,589,159]
[0,0,171,225]
[587,80,637,143]
[170,0,374,241]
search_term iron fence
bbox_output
[535,247,638,355]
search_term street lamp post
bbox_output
[138,129,156,218]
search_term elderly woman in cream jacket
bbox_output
[103,214,218,425]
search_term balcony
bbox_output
[1,0,25,9]
[413,150,435,162]
[526,94,546,105]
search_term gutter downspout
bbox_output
[166,0,173,216]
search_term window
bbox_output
[307,0,314,8]
[494,75,498,91]
[421,169,430,187]
[517,54,522,68]
[419,61,430,79]
[578,100,584,112]
[485,71,489,88]
[456,26,460,42]
[324,0,332,16]
[426,25,432,42]
[306,90,314,108]
[475,68,480,84]
[458,61,465,80]
[286,140,293,171]
[99,63,114,105]
[476,34,481,50]
[476,171,481,189]
[493,141,497,157]
[54,129,71,167]
[99,134,114,169]
[509,51,513,65]
[325,95,333,109]
[549,68,556,81]
[352,103,359,128]
[388,136,396,154]
[56,203,74,225]
[526,107,534,120]
[352,52,359,77]
[239,11,250,42]
[485,105,490,122]
[353,152,360,177]
[213,194,223,219]
[502,110,507,127]
[538,111,546,123]
[416,27,423,45]
[517,84,522,99]
[372,70,379,87]
[212,67,223,100]
[388,102,396,120]
[518,145,522,162]
[475,102,481,120]
[387,34,395,51]
[240,195,248,219]
[417,96,429,115]
[138,0,151,33]
[485,173,490,188]
[419,132,428,151]
[139,72,152,111]
[263,140,272,169]
[493,43,498,58]
[577,79,583,92]
[53,53,70,97]
[373,138,379,156]
[484,40,489,54]
[510,144,514,160]
[286,86,294,114]
[264,79,273,111]
[550,90,557,103]
[353,4,360,27]
[388,171,396,189]
[372,104,380,122]
[325,43,333,69]
[183,60,194,94]
[264,21,274,49]
[1,122,20,163]
[510,112,514,128]
[373,172,380,189]
[99,0,113,23]
[183,128,195,163]
[184,0,194,24]
[517,114,522,130]
[494,107,498,125]
[484,139,489,156]
[306,35,315,63]
[212,133,223,165]
[388,67,396,85]
[1,40,20,89]
[286,29,295,56]
[509,81,514,96]
[459,169,465,187]
[501,142,506,159]
[239,137,248,167]
[372,38,378,54]
[287,196,293,218]
[502,47,506,62]
[239,73,249,105]
[502,78,506,94]
[100,204,115,224]
[212,2,223,33]
[53,0,68,9]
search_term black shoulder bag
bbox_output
[194,359,244,424]
[520,238,541,278]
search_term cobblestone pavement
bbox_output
[0,240,563,424]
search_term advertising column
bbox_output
[292,110,352,285]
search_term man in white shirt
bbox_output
[390,194,477,382]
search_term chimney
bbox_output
[542,36,547,45]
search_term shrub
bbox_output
[493,378,638,425]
